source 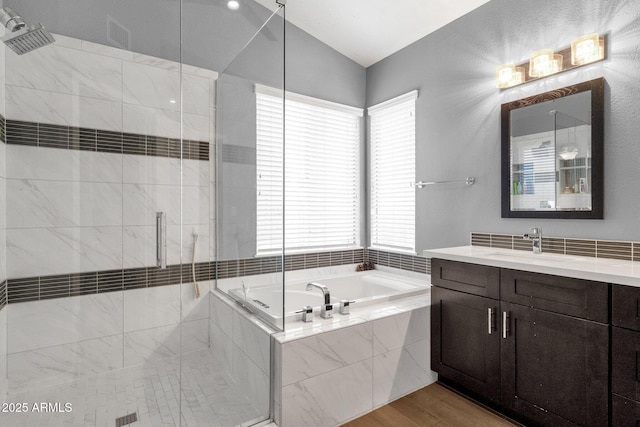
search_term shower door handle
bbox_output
[156,212,167,269]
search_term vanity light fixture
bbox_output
[496,33,606,89]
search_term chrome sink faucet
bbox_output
[306,282,333,318]
[523,227,542,253]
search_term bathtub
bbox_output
[228,270,429,325]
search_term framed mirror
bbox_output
[501,78,604,219]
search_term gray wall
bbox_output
[366,0,640,252]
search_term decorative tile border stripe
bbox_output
[1,113,5,144]
[0,280,6,309]
[365,249,430,275]
[4,249,368,304]
[471,232,640,262]
[285,249,365,271]
[6,263,212,304]
[5,119,209,161]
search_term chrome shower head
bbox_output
[0,7,54,55]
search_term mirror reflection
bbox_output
[510,91,591,211]
[501,78,604,219]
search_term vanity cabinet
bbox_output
[431,258,609,426]
[612,285,640,425]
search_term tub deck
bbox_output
[229,270,429,325]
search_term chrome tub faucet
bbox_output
[306,282,333,318]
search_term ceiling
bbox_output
[253,0,491,67]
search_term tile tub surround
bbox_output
[365,248,430,275]
[209,290,273,419]
[272,285,436,427]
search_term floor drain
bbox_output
[115,412,138,427]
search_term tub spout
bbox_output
[306,282,330,304]
[306,282,333,318]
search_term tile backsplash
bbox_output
[472,232,640,262]
[366,249,430,275]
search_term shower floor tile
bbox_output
[0,348,264,427]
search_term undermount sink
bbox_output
[479,251,577,264]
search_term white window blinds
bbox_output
[256,85,363,255]
[368,91,417,253]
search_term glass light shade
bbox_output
[529,49,554,77]
[551,54,563,74]
[530,50,563,78]
[495,64,525,88]
[571,33,604,65]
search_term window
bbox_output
[256,85,362,255]
[368,91,417,253]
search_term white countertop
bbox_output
[423,245,640,287]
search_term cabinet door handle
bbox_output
[488,307,494,334]
[502,311,510,339]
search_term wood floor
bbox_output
[342,383,518,427]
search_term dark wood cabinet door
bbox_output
[501,269,608,323]
[431,258,500,299]
[431,286,501,401]
[613,285,640,331]
[612,326,640,401]
[501,302,608,426]
[612,394,640,427]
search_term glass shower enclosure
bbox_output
[0,0,284,426]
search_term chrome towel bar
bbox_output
[414,177,475,188]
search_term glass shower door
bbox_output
[0,0,284,425]
[179,0,285,426]
[0,0,188,425]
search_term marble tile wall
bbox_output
[0,20,7,402]
[274,304,437,426]
[1,34,216,394]
[209,291,272,418]
[6,280,211,393]
[4,33,216,280]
